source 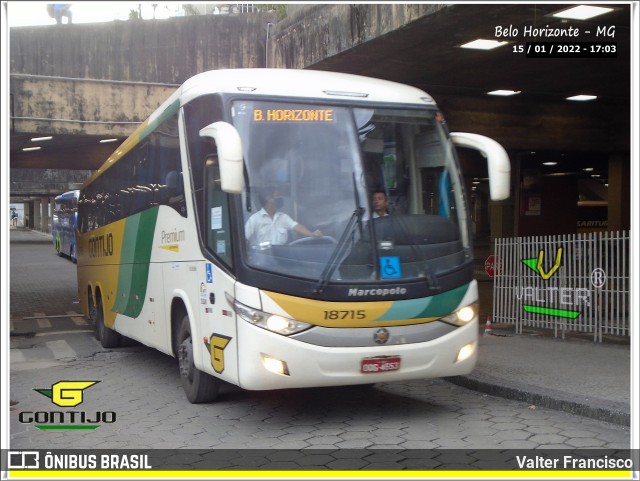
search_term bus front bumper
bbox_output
[235,319,478,391]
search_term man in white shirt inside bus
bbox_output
[245,186,322,247]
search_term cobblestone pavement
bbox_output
[10,342,630,451]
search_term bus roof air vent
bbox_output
[323,90,369,98]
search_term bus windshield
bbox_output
[229,100,470,286]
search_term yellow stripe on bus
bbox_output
[263,291,439,328]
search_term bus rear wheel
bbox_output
[177,314,220,403]
[94,294,121,348]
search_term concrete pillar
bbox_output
[50,196,55,233]
[40,198,50,234]
[21,201,29,227]
[24,201,33,228]
[33,199,41,231]
[607,153,630,231]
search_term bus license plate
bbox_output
[361,356,401,373]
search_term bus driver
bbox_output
[245,186,322,247]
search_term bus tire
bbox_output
[177,314,220,403]
[89,294,101,341]
[96,294,121,348]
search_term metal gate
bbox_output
[492,231,630,342]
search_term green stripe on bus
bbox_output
[376,283,470,321]
[420,283,469,318]
[113,208,159,318]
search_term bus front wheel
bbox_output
[177,314,220,403]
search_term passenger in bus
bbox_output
[372,190,390,218]
[245,186,322,247]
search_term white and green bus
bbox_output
[77,69,510,403]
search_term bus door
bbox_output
[197,153,240,386]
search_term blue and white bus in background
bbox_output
[53,190,79,263]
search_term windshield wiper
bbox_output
[314,206,365,294]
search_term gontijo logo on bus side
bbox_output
[516,246,605,319]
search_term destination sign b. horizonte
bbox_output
[2,449,638,471]
[253,108,334,122]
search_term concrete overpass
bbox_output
[8,3,632,235]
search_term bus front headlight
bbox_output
[440,302,478,327]
[229,296,312,335]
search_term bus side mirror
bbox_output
[451,132,511,201]
[199,122,244,194]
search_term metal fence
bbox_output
[492,231,630,342]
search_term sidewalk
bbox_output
[8,224,52,238]
[9,226,633,426]
[449,324,631,426]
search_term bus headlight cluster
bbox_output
[440,303,478,327]
[231,298,312,335]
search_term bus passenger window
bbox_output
[165,170,185,206]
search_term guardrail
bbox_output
[492,231,630,342]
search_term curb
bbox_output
[445,373,630,426]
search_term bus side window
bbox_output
[131,142,153,214]
[165,170,185,206]
[150,110,186,216]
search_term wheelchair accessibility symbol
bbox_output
[206,263,213,283]
[380,256,402,279]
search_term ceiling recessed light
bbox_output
[552,5,613,20]
[543,162,558,166]
[567,95,597,101]
[487,90,521,96]
[460,39,508,50]
[22,146,42,152]
[100,138,119,143]
[583,167,595,172]
[31,136,53,142]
